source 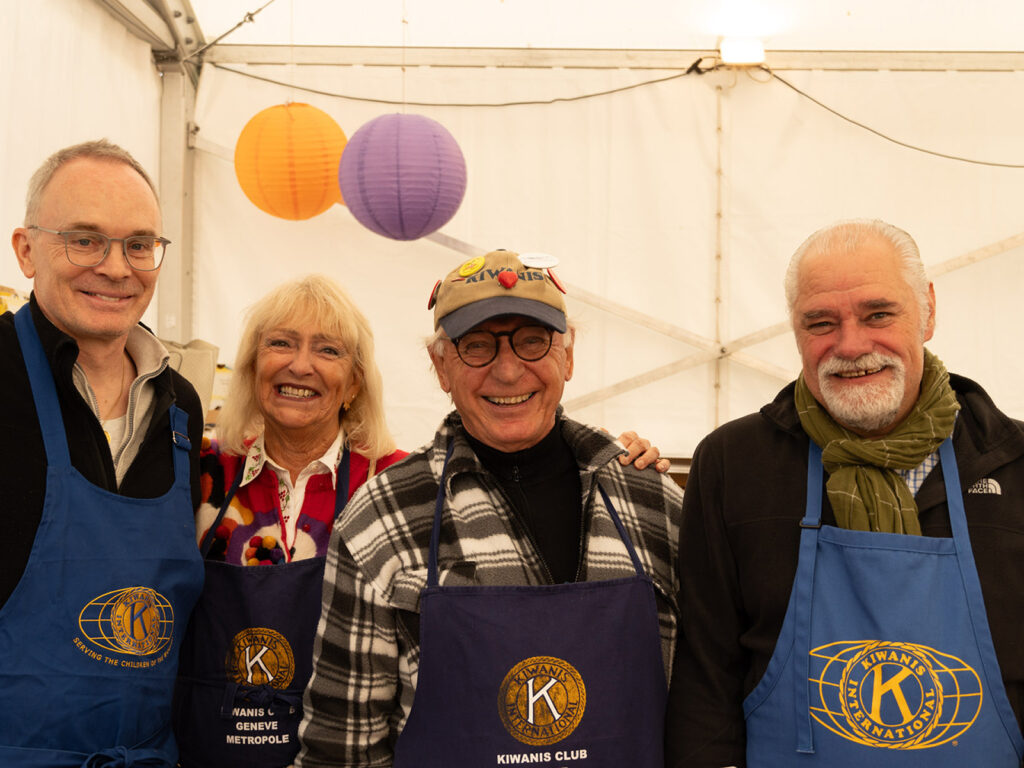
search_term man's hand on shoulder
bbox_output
[615,430,671,473]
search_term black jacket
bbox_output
[666,374,1024,768]
[1,296,203,608]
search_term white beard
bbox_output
[817,352,906,434]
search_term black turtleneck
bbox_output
[464,424,582,584]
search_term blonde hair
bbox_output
[217,275,396,459]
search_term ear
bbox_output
[563,328,575,382]
[344,375,361,409]
[428,346,452,393]
[12,228,36,278]
[923,283,936,342]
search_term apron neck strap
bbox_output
[200,462,245,556]
[14,305,71,469]
[938,438,968,549]
[801,440,824,528]
[168,405,191,489]
[793,440,825,754]
[336,447,350,513]
[427,441,456,587]
[597,484,647,578]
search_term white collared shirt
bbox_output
[240,431,344,559]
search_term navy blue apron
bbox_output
[173,450,349,768]
[0,306,204,767]
[744,438,1024,766]
[393,444,667,767]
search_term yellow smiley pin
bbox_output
[457,256,485,277]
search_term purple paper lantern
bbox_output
[338,113,467,240]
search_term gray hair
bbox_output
[784,218,931,328]
[24,139,159,225]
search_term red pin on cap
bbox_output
[427,279,442,309]
[546,268,567,294]
[498,271,518,289]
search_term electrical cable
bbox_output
[185,0,280,61]
[209,56,1024,169]
[211,62,693,107]
[766,67,1024,169]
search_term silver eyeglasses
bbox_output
[28,225,170,272]
[452,325,554,367]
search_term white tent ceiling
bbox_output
[189,0,1024,51]
[4,0,1024,458]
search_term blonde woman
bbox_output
[173,275,406,768]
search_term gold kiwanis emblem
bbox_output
[498,656,586,746]
[78,587,174,656]
[809,640,983,749]
[226,627,296,689]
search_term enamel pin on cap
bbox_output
[518,252,559,269]
[430,249,568,337]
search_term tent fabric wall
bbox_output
[190,61,1024,456]
[191,63,718,453]
[1,0,164,326]
[4,2,1024,457]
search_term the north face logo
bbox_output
[966,478,1001,495]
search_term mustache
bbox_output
[818,352,903,376]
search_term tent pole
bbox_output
[156,64,198,343]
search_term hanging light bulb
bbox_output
[719,37,766,67]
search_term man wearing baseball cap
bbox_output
[296,250,682,768]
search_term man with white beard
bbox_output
[666,219,1024,768]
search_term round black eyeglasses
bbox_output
[452,325,554,367]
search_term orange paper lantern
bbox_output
[234,103,348,220]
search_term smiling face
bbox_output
[793,235,935,437]
[12,157,161,347]
[255,325,360,445]
[430,316,574,452]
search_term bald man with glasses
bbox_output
[0,140,204,766]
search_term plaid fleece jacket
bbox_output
[296,410,682,767]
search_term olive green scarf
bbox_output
[794,349,959,535]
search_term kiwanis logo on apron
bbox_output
[498,656,587,746]
[809,640,983,749]
[78,586,175,657]
[225,627,296,689]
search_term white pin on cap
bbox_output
[518,252,559,269]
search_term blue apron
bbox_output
[744,438,1024,766]
[393,444,667,767]
[174,450,349,768]
[0,306,204,767]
